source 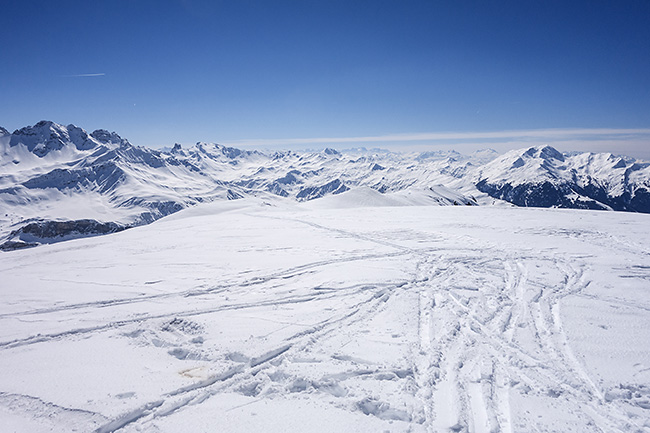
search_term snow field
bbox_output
[0,202,649,432]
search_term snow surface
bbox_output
[1,197,649,432]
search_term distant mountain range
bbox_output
[1,121,649,250]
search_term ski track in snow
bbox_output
[0,206,649,432]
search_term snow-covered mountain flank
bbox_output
[1,121,649,249]
[476,145,650,212]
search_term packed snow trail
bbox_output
[0,203,649,432]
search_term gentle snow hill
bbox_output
[0,203,648,432]
[303,186,476,209]
[2,121,650,250]
[300,187,407,209]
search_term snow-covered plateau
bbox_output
[1,122,649,432]
[1,196,650,432]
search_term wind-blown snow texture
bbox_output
[0,199,649,432]
[1,121,650,249]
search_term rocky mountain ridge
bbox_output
[1,121,649,249]
[476,145,650,212]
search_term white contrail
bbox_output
[62,73,106,77]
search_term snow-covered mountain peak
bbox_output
[475,143,650,212]
[522,144,565,161]
[569,151,628,171]
[477,145,570,183]
[322,147,341,156]
[0,126,9,136]
[415,149,463,161]
[8,121,106,157]
[469,148,499,161]
[90,129,130,148]
[271,150,297,160]
[192,142,258,160]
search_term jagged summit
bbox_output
[192,142,253,159]
[521,144,565,161]
[7,121,118,157]
[478,145,568,180]
[0,126,9,136]
[90,129,130,148]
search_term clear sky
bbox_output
[2,0,650,158]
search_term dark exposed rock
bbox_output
[10,121,100,156]
[18,219,127,239]
[323,148,340,156]
[0,240,39,251]
[475,180,609,210]
[91,129,130,147]
[1,219,129,251]
[296,179,349,201]
[476,178,650,213]
[275,172,300,185]
[23,163,126,193]
[227,189,244,200]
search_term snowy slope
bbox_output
[0,202,648,432]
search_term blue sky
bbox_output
[2,0,650,158]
